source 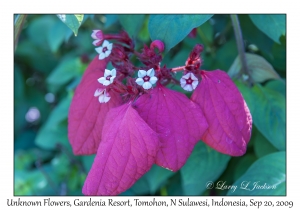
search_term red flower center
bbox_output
[143,76,150,82]
[106,75,112,81]
[186,78,193,84]
[102,47,108,53]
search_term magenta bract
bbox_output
[82,103,159,195]
[68,57,122,155]
[191,70,252,156]
[134,85,208,171]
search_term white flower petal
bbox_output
[110,76,116,83]
[103,80,111,86]
[104,69,111,77]
[95,46,103,54]
[135,78,144,86]
[93,40,101,46]
[91,31,98,39]
[105,50,111,57]
[98,94,105,103]
[102,40,109,47]
[192,80,199,89]
[138,70,147,78]
[190,72,198,80]
[107,43,113,51]
[180,78,186,86]
[94,88,103,97]
[183,84,193,92]
[143,82,152,90]
[147,68,155,77]
[103,95,111,103]
[182,72,191,80]
[111,69,116,76]
[103,91,111,103]
[99,52,106,60]
[149,76,158,85]
[97,77,106,84]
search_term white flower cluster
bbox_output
[95,69,116,103]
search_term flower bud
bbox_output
[91,30,104,40]
[150,40,165,53]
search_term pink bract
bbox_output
[82,103,160,195]
[68,56,122,155]
[191,70,252,156]
[134,84,208,171]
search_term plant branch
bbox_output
[230,15,253,84]
[14,14,27,51]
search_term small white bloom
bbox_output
[180,72,199,91]
[94,88,111,103]
[135,68,158,90]
[97,69,116,86]
[95,40,113,60]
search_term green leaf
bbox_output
[210,39,238,71]
[233,154,257,181]
[128,165,174,195]
[14,14,27,50]
[149,14,213,52]
[253,126,278,158]
[47,57,83,88]
[228,53,280,83]
[35,96,71,150]
[81,154,96,172]
[249,15,285,44]
[104,14,118,28]
[57,14,84,36]
[265,80,286,97]
[180,141,231,195]
[47,20,71,52]
[239,14,274,55]
[236,82,286,151]
[227,152,286,195]
[27,15,57,49]
[15,170,48,195]
[14,65,24,100]
[118,15,145,38]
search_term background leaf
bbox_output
[47,20,72,53]
[227,152,286,195]
[149,14,213,52]
[57,14,84,36]
[122,165,174,195]
[228,53,280,83]
[249,15,285,44]
[118,15,145,38]
[35,96,71,150]
[253,126,278,158]
[47,57,85,92]
[180,141,231,195]
[236,82,286,151]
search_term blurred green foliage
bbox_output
[14,14,286,196]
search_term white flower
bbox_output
[97,69,116,86]
[94,88,111,103]
[135,68,158,90]
[180,72,198,91]
[91,30,104,46]
[95,40,113,60]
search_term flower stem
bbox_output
[230,15,253,84]
[171,66,186,72]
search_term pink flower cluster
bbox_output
[68,30,252,195]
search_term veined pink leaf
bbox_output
[134,85,208,172]
[68,56,122,155]
[82,103,159,195]
[191,70,252,156]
